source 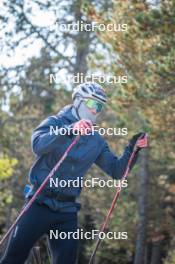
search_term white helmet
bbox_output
[72,82,107,103]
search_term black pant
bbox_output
[0,201,78,264]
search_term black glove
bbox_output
[128,132,146,153]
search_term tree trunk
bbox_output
[73,0,91,77]
[134,148,149,264]
[150,241,162,264]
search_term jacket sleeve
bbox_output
[95,142,138,180]
[31,116,73,156]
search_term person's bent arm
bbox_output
[95,133,147,179]
[95,143,135,180]
[31,116,73,156]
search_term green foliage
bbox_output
[0,156,18,180]
[164,253,175,264]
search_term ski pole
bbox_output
[0,135,80,246]
[88,134,148,264]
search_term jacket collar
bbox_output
[57,105,78,123]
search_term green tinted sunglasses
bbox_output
[84,98,103,113]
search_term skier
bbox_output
[0,82,147,264]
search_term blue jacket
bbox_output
[28,105,135,212]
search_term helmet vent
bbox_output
[82,87,88,93]
[89,86,93,92]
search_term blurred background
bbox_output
[0,0,175,263]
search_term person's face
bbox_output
[89,108,98,115]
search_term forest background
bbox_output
[0,0,175,263]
